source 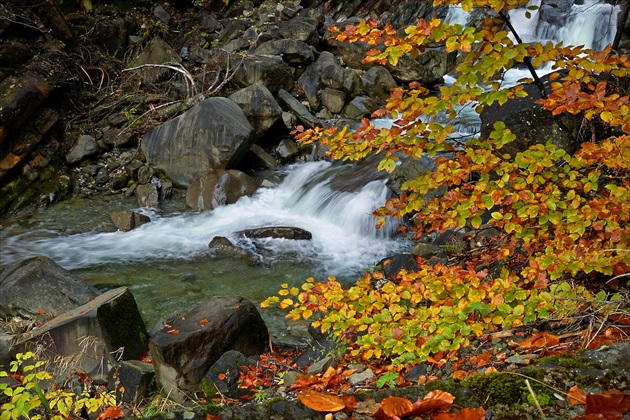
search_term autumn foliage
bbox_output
[264,0,629,371]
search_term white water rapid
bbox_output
[0,161,405,276]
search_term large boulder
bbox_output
[0,256,99,318]
[141,97,256,188]
[231,54,295,94]
[185,169,258,211]
[17,287,149,380]
[228,84,283,136]
[149,296,269,402]
[109,210,151,231]
[480,71,582,156]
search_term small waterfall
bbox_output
[0,161,406,276]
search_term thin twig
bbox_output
[526,379,546,418]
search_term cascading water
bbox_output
[0,161,408,334]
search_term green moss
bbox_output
[463,372,525,406]
[536,354,602,370]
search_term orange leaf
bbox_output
[381,396,414,417]
[206,416,222,420]
[218,373,226,381]
[434,407,487,420]
[95,406,123,420]
[167,329,180,334]
[568,385,587,405]
[452,370,468,380]
[297,389,346,412]
[340,395,357,412]
[517,332,559,350]
[409,390,455,415]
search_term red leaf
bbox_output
[297,389,346,412]
[392,327,404,340]
[95,406,123,420]
[381,396,413,417]
[341,395,357,412]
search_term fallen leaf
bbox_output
[218,373,226,381]
[95,406,123,420]
[353,398,381,414]
[517,332,559,351]
[568,385,587,405]
[340,395,357,412]
[484,366,498,374]
[452,370,468,380]
[409,390,455,415]
[206,416,222,420]
[322,366,338,381]
[470,350,493,367]
[381,396,414,417]
[434,407,487,419]
[167,329,180,334]
[585,390,630,418]
[297,389,346,412]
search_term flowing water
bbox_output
[0,161,408,339]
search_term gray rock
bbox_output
[0,73,52,144]
[208,236,254,261]
[246,144,278,169]
[141,97,256,187]
[348,368,375,385]
[128,36,182,83]
[278,89,320,128]
[539,0,574,26]
[341,96,378,119]
[307,356,333,375]
[228,84,283,136]
[232,54,295,94]
[109,210,151,231]
[108,360,155,404]
[202,350,250,394]
[17,287,149,380]
[412,242,444,259]
[281,111,298,130]
[66,135,99,164]
[276,138,299,160]
[480,70,582,156]
[238,226,312,240]
[149,296,269,402]
[386,157,433,197]
[0,256,99,319]
[361,66,397,103]
[279,16,319,46]
[505,354,538,365]
[153,5,171,25]
[137,165,154,185]
[320,88,346,114]
[185,169,258,211]
[95,166,109,184]
[135,182,159,208]
[377,254,420,280]
[254,39,315,65]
